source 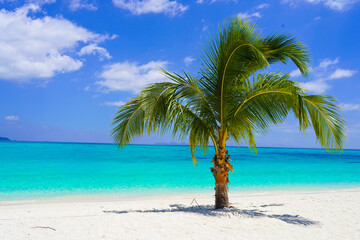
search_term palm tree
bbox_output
[112,18,345,209]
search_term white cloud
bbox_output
[201,18,208,32]
[291,58,338,77]
[112,0,188,16]
[237,3,269,20]
[196,0,238,4]
[69,0,97,11]
[27,0,56,5]
[290,69,302,78]
[314,16,321,20]
[0,0,56,6]
[318,57,339,69]
[323,0,358,11]
[282,0,358,11]
[79,44,111,60]
[0,5,111,84]
[96,61,168,93]
[237,11,262,19]
[291,57,356,94]
[339,103,360,111]
[300,80,330,94]
[102,101,126,107]
[184,56,195,66]
[202,24,208,31]
[5,115,20,121]
[255,3,269,9]
[329,68,357,79]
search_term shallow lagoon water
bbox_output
[0,142,359,200]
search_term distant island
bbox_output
[0,137,11,141]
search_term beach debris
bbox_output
[190,198,201,210]
[176,205,184,211]
[260,203,284,208]
[31,226,56,231]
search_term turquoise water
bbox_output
[0,141,360,200]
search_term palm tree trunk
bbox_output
[211,148,232,209]
[215,182,229,209]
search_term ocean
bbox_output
[0,141,359,200]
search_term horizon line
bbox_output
[1,140,358,151]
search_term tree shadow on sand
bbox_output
[103,203,318,226]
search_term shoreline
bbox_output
[2,187,359,206]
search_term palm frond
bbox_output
[300,95,345,151]
[112,97,145,147]
[112,77,218,164]
[262,33,310,76]
[230,73,300,135]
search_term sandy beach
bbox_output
[1,188,359,240]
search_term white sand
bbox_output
[1,188,360,240]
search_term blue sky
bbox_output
[0,0,359,149]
